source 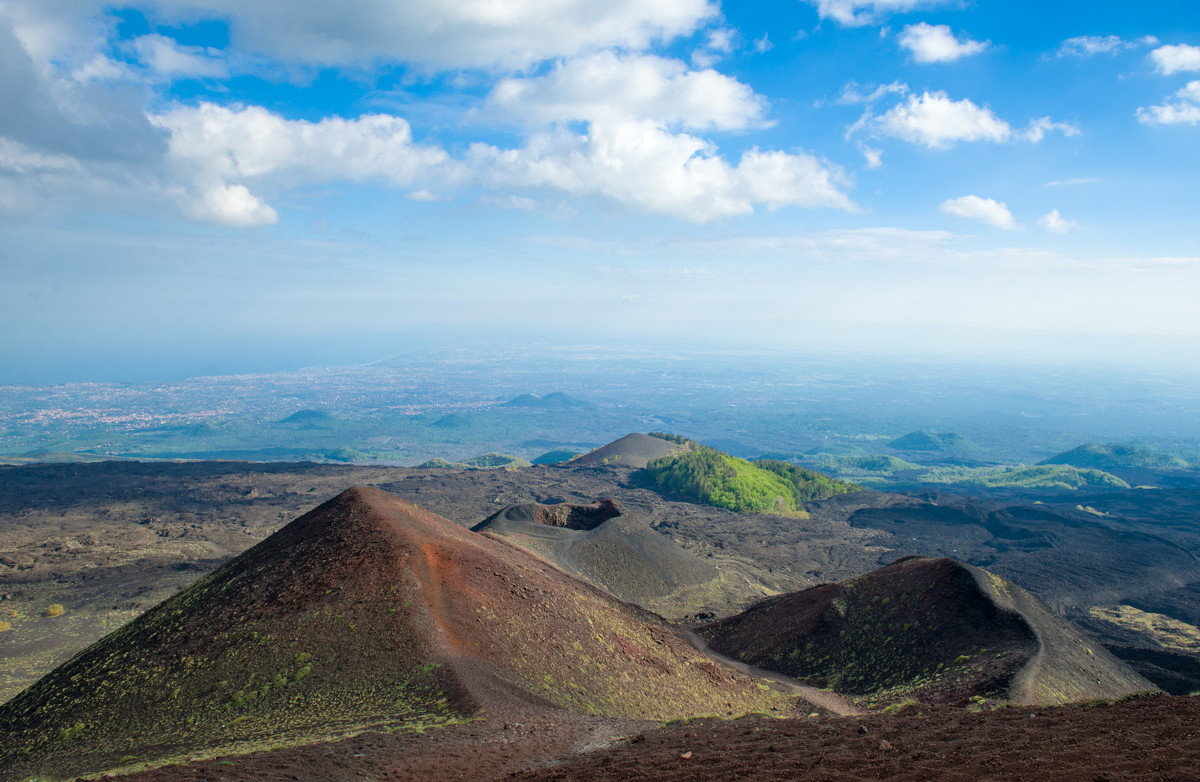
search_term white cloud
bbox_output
[859,143,883,168]
[468,120,853,222]
[1149,44,1200,75]
[140,0,719,71]
[149,104,853,226]
[1138,81,1200,126]
[481,52,769,131]
[1021,117,1081,143]
[837,80,909,105]
[875,92,1012,148]
[479,194,541,211]
[1057,35,1125,57]
[1038,209,1079,234]
[1045,177,1099,187]
[803,0,954,27]
[1054,35,1158,58]
[71,54,136,83]
[130,34,229,79]
[753,33,773,53]
[189,182,277,226]
[897,23,987,63]
[691,28,737,67]
[150,103,454,226]
[940,195,1018,230]
[865,92,1077,148]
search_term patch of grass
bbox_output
[645,446,858,513]
[43,604,65,617]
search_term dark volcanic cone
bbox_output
[0,487,788,780]
[700,556,1154,706]
[571,433,689,469]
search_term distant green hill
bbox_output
[432,412,484,429]
[1040,443,1187,471]
[644,446,859,513]
[803,443,869,457]
[276,409,336,427]
[889,431,981,453]
[459,453,531,469]
[418,453,530,470]
[922,464,1130,490]
[818,454,922,475]
[324,447,368,463]
[531,449,582,464]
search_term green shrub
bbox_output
[645,446,855,513]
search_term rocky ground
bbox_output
[111,694,1200,782]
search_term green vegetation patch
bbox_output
[418,453,531,470]
[812,454,921,477]
[531,449,582,464]
[458,453,531,469]
[1040,443,1188,471]
[645,446,858,513]
[888,431,981,453]
[920,464,1130,490]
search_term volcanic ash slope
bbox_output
[0,486,789,780]
[473,499,768,621]
[570,433,690,469]
[699,556,1154,706]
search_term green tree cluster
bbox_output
[753,459,863,503]
[645,447,859,513]
[646,432,694,445]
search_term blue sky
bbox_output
[2,0,1199,382]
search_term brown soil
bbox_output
[510,694,1200,782]
[700,557,1151,706]
[0,487,791,779]
[116,694,1200,782]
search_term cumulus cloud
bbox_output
[862,91,1078,148]
[468,120,853,222]
[0,0,854,228]
[875,92,1012,147]
[1138,81,1200,126]
[897,23,987,63]
[189,182,277,226]
[940,195,1018,230]
[481,52,769,131]
[150,103,455,225]
[1038,209,1079,234]
[1149,44,1200,75]
[802,0,954,27]
[138,0,718,71]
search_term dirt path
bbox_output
[676,628,865,717]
